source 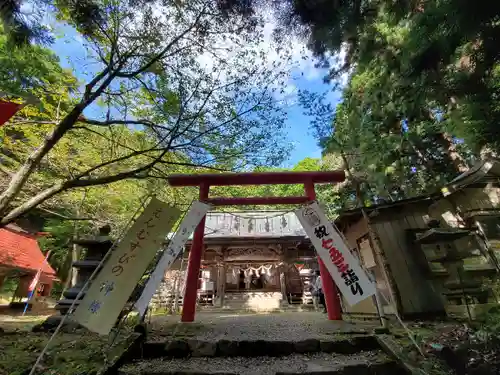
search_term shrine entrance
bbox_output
[226,264,280,292]
[166,170,345,322]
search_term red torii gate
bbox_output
[167,170,346,322]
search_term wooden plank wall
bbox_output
[371,206,445,315]
[340,217,378,314]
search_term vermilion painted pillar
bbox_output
[304,181,342,321]
[181,183,209,322]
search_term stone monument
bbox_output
[36,225,113,331]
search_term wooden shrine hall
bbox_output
[153,210,321,312]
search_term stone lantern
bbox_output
[55,225,114,314]
[37,225,113,331]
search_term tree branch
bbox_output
[81,118,157,127]
[115,12,203,79]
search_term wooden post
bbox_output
[361,211,401,314]
[216,263,226,307]
[279,264,287,302]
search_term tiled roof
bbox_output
[0,225,56,276]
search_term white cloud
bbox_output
[256,13,350,103]
[273,81,298,104]
[193,9,340,105]
[148,3,347,107]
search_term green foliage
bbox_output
[278,0,500,205]
[0,2,299,280]
[1,0,105,46]
[476,304,500,343]
[37,219,90,279]
[0,1,293,227]
[0,277,19,303]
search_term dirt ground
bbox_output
[148,311,377,341]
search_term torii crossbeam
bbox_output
[167,170,345,322]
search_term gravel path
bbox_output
[149,312,376,342]
[120,351,395,375]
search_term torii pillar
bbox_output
[167,171,345,322]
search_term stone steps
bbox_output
[114,313,408,375]
[119,351,405,375]
[197,305,315,314]
[221,292,284,312]
[116,335,408,374]
[138,336,380,359]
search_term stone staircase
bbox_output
[220,292,285,312]
[116,334,407,374]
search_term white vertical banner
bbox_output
[73,198,181,335]
[295,202,376,305]
[134,201,211,316]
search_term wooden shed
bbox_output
[336,159,500,320]
[336,195,446,318]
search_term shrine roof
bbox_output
[0,225,56,276]
[442,159,500,196]
[201,211,307,238]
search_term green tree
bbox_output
[0,1,292,226]
[261,0,500,203]
[0,0,103,45]
[227,0,500,186]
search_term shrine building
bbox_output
[153,210,321,311]
[152,160,500,321]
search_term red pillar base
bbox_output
[318,259,342,320]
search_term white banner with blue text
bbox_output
[134,200,211,316]
[73,198,181,335]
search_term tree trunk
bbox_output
[0,66,116,224]
[439,132,469,173]
[0,182,66,226]
[60,242,81,299]
[0,105,84,218]
[61,191,86,298]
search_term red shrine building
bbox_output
[0,224,56,304]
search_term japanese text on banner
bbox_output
[135,201,211,316]
[295,202,375,305]
[73,198,181,335]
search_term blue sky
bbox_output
[282,78,340,166]
[47,21,341,169]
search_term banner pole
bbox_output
[28,194,152,375]
[334,222,386,328]
[173,249,186,314]
[22,251,51,316]
[368,270,386,328]
[134,200,211,319]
